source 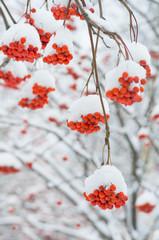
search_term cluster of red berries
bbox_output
[0,38,41,63]
[106,72,146,106]
[67,67,80,80]
[51,3,94,20]
[0,70,31,89]
[151,114,159,121]
[67,112,110,134]
[135,203,155,213]
[83,184,128,210]
[18,83,55,110]
[59,104,68,110]
[139,60,151,78]
[138,133,149,140]
[0,166,20,174]
[25,10,52,49]
[43,44,73,65]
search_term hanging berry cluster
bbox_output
[67,95,110,134]
[84,166,128,210]
[0,24,41,63]
[51,1,94,20]
[18,70,55,110]
[25,9,60,49]
[135,191,157,214]
[0,60,31,89]
[105,60,146,106]
[43,27,73,65]
[0,153,22,175]
[0,166,20,174]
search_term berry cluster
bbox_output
[66,18,77,31]
[0,38,41,63]
[0,166,20,174]
[135,203,155,214]
[67,112,109,134]
[139,60,151,78]
[25,10,52,49]
[83,184,128,210]
[0,70,31,89]
[19,83,55,110]
[43,44,73,65]
[106,71,146,106]
[51,3,94,20]
[67,67,80,80]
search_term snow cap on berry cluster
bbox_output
[85,165,127,195]
[151,104,159,120]
[0,23,42,50]
[1,60,28,78]
[29,9,62,34]
[105,60,146,92]
[128,41,151,65]
[67,95,109,122]
[135,191,157,207]
[0,153,22,169]
[138,127,149,138]
[44,26,74,57]
[20,69,55,99]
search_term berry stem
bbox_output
[88,27,111,165]
[63,0,71,26]
[0,0,16,24]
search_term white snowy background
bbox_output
[0,0,159,240]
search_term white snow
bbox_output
[105,60,146,92]
[84,165,127,195]
[0,153,22,169]
[0,23,42,50]
[153,230,159,240]
[30,9,62,33]
[44,26,74,57]
[67,95,110,122]
[135,191,157,206]
[20,69,56,99]
[128,41,151,65]
[1,60,28,78]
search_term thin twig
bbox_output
[0,7,10,29]
[0,0,16,24]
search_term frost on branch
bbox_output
[67,95,110,134]
[0,23,41,62]
[0,60,31,89]
[0,153,22,174]
[43,26,74,65]
[51,0,94,21]
[135,191,157,214]
[128,41,151,77]
[83,165,128,210]
[18,70,55,110]
[105,60,146,106]
[25,9,61,49]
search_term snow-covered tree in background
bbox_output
[0,0,159,239]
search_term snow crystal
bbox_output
[67,95,110,122]
[135,191,157,206]
[85,165,127,195]
[0,23,42,49]
[128,41,151,65]
[105,60,146,92]
[0,153,22,169]
[44,26,74,57]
